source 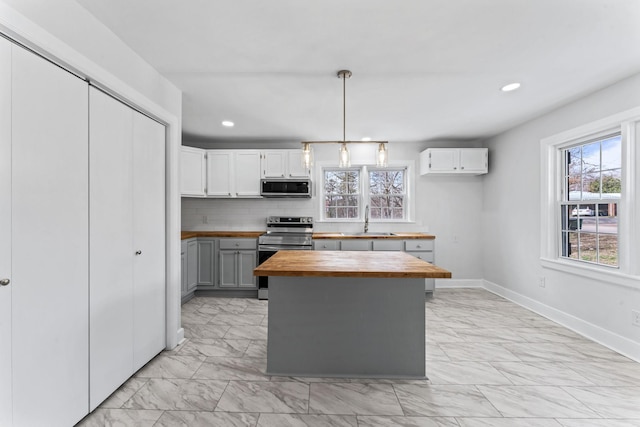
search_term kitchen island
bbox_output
[253,250,451,379]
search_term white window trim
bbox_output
[540,106,640,284]
[316,160,416,223]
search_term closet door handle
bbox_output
[135,250,142,255]
[0,278,10,286]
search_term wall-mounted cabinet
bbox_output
[420,148,488,175]
[206,150,261,198]
[261,150,311,179]
[180,147,311,198]
[180,146,206,196]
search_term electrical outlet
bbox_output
[539,277,546,288]
[632,310,640,327]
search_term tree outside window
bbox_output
[369,169,405,220]
[324,169,360,219]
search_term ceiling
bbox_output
[76,0,640,144]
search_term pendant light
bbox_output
[301,70,388,169]
[376,142,388,167]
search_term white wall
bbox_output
[482,72,640,360]
[0,0,184,348]
[0,0,180,118]
[182,139,486,280]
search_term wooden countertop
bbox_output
[312,232,435,240]
[182,231,435,240]
[253,250,451,279]
[181,231,264,240]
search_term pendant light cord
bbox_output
[342,72,346,142]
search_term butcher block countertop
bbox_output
[312,232,435,240]
[182,231,435,240]
[181,231,264,240]
[253,250,451,279]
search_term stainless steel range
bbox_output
[257,216,314,299]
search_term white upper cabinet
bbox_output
[261,151,286,178]
[261,149,311,178]
[180,146,206,196]
[206,150,261,198]
[206,150,233,197]
[420,148,488,175]
[235,151,262,196]
[181,148,310,198]
[287,150,312,178]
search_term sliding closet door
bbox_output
[11,43,89,426]
[0,36,12,427]
[89,87,134,410]
[132,111,166,371]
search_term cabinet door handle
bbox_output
[0,278,10,286]
[135,250,142,255]
[461,166,465,170]
[416,244,422,248]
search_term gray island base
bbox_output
[267,276,426,379]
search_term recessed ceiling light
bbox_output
[361,137,372,142]
[501,83,521,92]
[221,120,234,127]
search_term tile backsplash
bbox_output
[182,197,316,231]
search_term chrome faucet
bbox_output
[364,204,369,233]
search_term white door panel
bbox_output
[132,111,166,371]
[0,36,12,427]
[12,44,89,426]
[89,87,134,410]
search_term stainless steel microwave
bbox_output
[260,179,311,198]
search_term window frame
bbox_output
[367,166,408,221]
[540,106,640,286]
[322,167,362,221]
[318,161,415,223]
[559,133,621,267]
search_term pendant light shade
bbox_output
[302,142,313,169]
[339,143,350,167]
[376,142,388,167]
[301,70,388,169]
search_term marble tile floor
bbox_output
[77,288,640,426]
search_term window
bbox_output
[540,105,640,281]
[323,169,360,219]
[560,134,621,267]
[369,168,406,220]
[321,165,410,221]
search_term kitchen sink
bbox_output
[340,232,396,236]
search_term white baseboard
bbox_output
[175,327,185,348]
[483,279,640,363]
[435,278,484,289]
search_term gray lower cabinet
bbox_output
[313,237,436,293]
[181,241,187,296]
[340,240,372,251]
[372,240,404,251]
[218,238,257,288]
[197,238,216,288]
[404,240,435,292]
[181,238,198,303]
[313,240,340,250]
